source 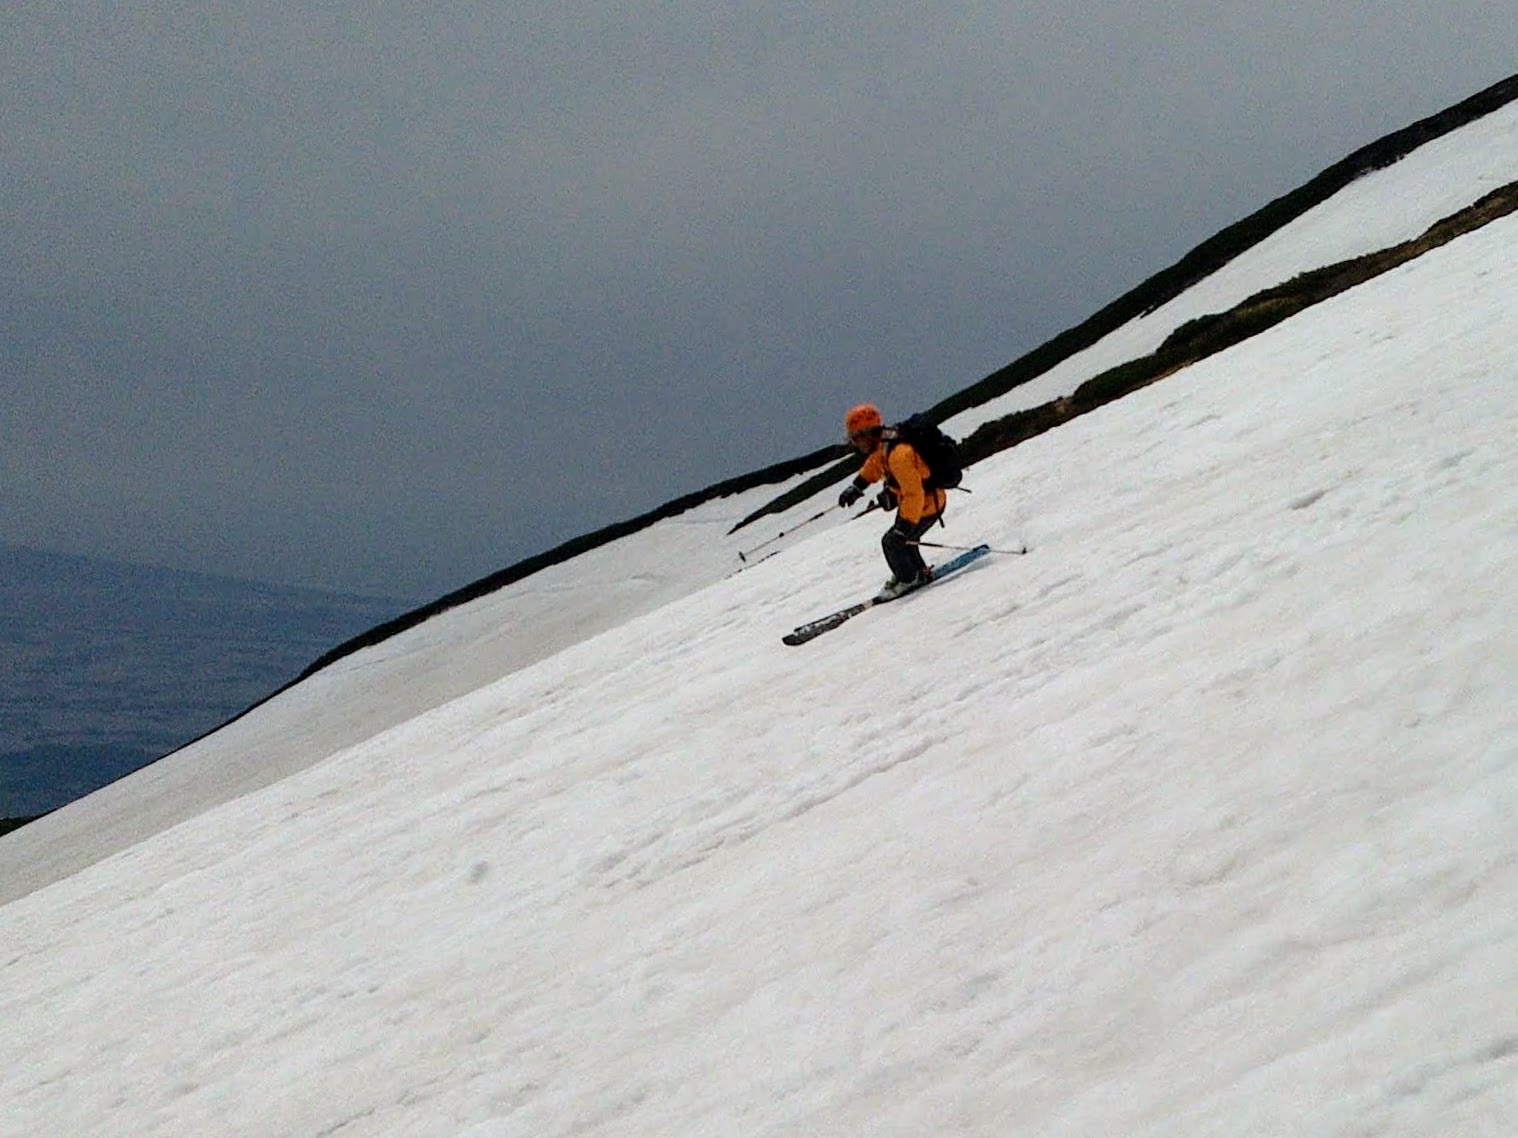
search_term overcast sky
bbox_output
[2,3,1512,597]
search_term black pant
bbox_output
[882,514,939,581]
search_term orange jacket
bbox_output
[857,441,946,524]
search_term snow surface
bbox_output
[4,100,1514,904]
[0,473,821,901]
[4,117,1518,1136]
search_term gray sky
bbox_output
[3,3,1512,597]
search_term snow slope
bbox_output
[3,181,1517,1135]
[4,96,1516,904]
[0,473,824,901]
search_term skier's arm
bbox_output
[838,476,869,507]
[839,452,887,507]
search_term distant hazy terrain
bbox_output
[0,544,414,818]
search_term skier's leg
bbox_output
[882,515,936,581]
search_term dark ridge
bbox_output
[958,179,1518,466]
[290,442,842,681]
[139,440,845,767]
[921,71,1518,427]
[727,72,1518,532]
[727,453,857,534]
[0,817,42,839]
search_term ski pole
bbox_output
[909,539,1028,555]
[738,506,836,561]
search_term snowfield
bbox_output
[3,118,1518,1135]
[7,95,1517,906]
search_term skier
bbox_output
[837,403,947,599]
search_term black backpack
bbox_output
[893,414,964,491]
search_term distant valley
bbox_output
[0,544,415,821]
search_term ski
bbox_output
[782,544,992,646]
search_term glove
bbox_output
[838,482,865,508]
[876,487,898,512]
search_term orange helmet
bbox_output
[843,403,883,437]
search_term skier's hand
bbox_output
[838,483,865,509]
[876,488,898,512]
